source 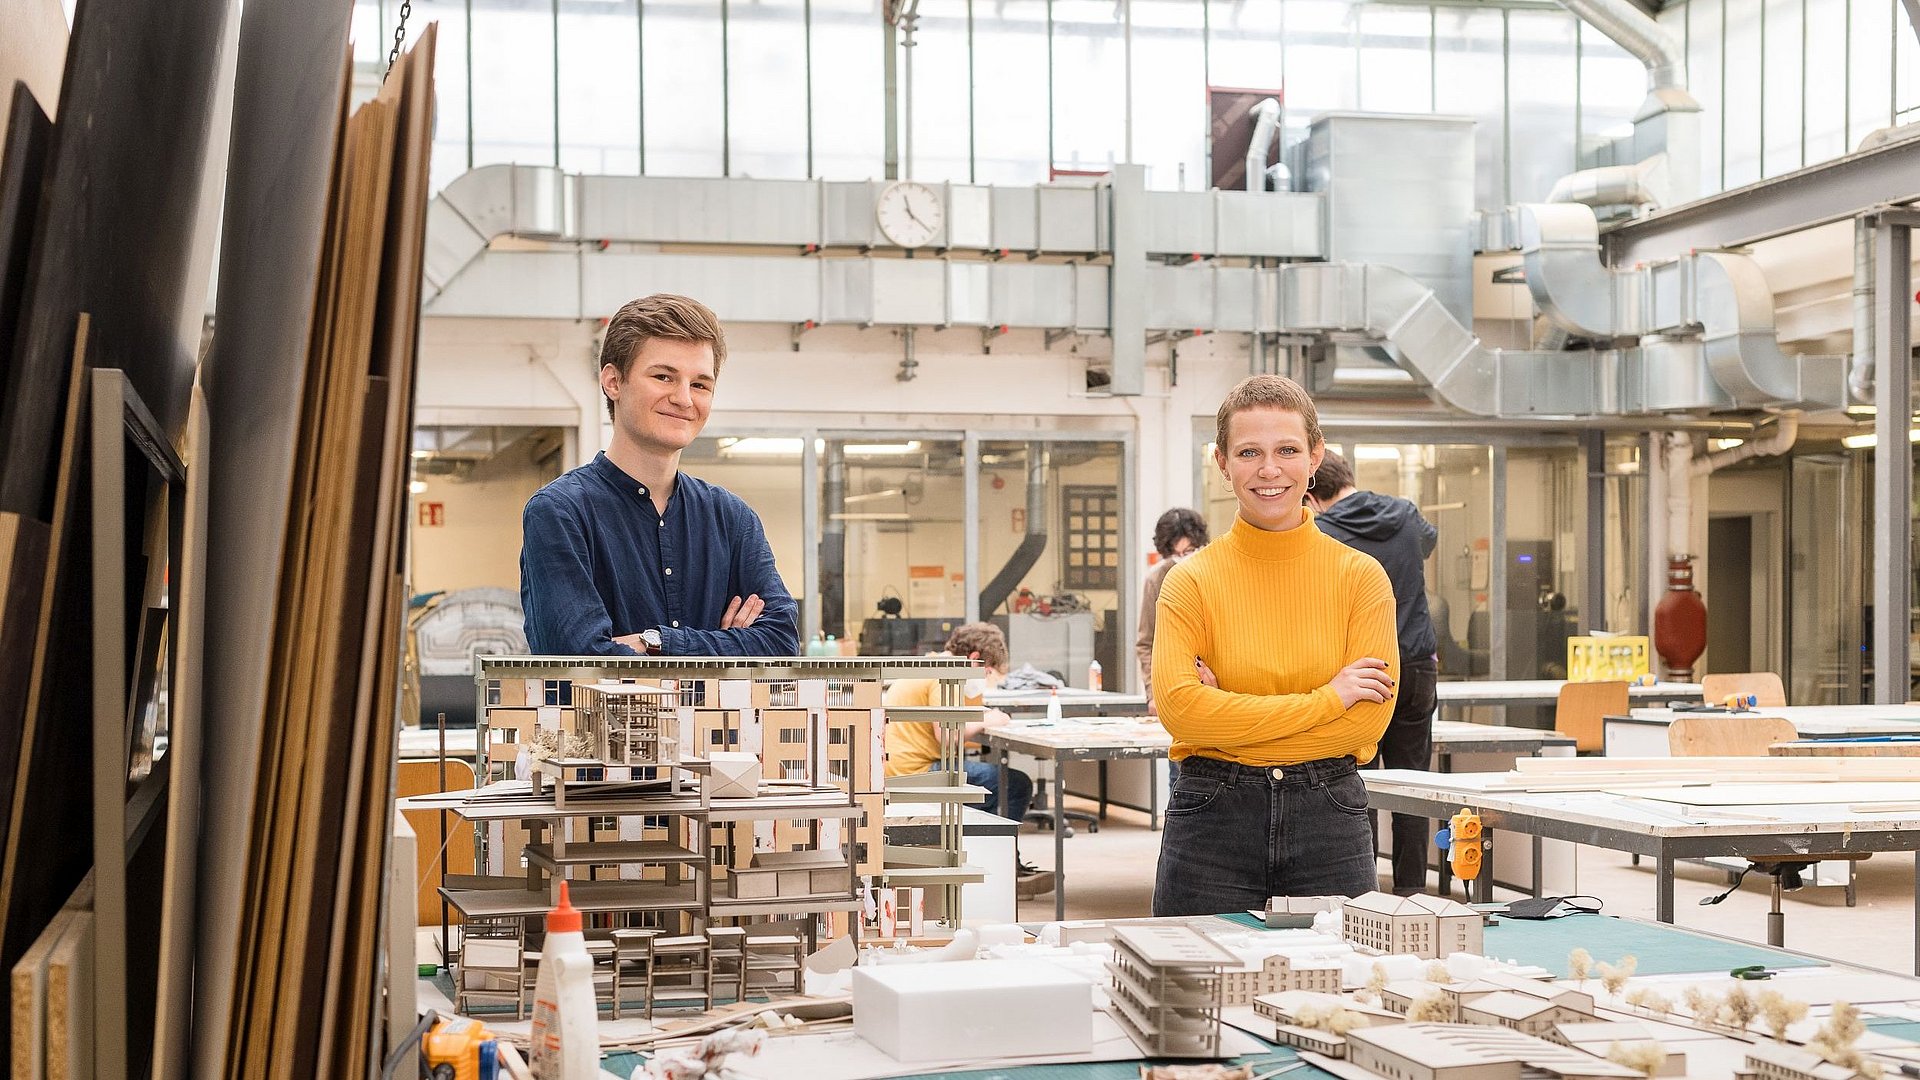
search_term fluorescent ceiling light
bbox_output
[829,512,911,521]
[410,449,431,459]
[1841,428,1920,449]
[408,480,429,495]
[719,437,805,456]
[844,488,903,504]
[1711,438,1744,451]
[844,441,922,456]
[1354,446,1402,462]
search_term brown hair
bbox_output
[1308,448,1354,502]
[600,294,728,420]
[945,622,1009,673]
[1214,374,1323,453]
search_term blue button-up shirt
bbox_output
[520,452,800,657]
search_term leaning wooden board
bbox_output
[193,4,353,1074]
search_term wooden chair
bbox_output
[1667,715,1798,757]
[1554,681,1628,754]
[1701,671,1787,707]
[1669,713,1867,946]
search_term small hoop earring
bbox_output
[1308,472,1317,489]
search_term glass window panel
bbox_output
[728,0,808,178]
[973,2,1048,184]
[978,440,1125,689]
[1434,5,1506,211]
[1505,446,1584,683]
[1577,25,1644,167]
[1603,437,1647,636]
[1721,1,1761,188]
[1806,0,1850,165]
[1357,5,1431,115]
[558,0,640,177]
[1850,0,1894,150]
[812,0,885,179]
[1207,0,1284,92]
[642,0,723,176]
[908,0,974,183]
[414,0,472,194]
[1762,0,1804,176]
[473,0,557,167]
[354,2,383,67]
[1051,0,1125,175]
[1901,3,1920,121]
[1685,0,1725,193]
[1507,9,1578,203]
[1282,0,1360,128]
[1131,0,1205,191]
[819,438,963,653]
[1789,453,1864,703]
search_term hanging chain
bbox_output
[384,0,414,83]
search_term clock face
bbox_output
[874,180,944,248]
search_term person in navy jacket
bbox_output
[520,293,799,657]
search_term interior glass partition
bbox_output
[976,439,1127,689]
[1788,452,1865,704]
[818,437,966,656]
[679,436,808,622]
[1503,445,1586,681]
[1602,436,1648,636]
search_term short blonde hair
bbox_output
[1215,374,1323,453]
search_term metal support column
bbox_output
[1108,163,1146,397]
[963,432,981,622]
[1584,429,1607,633]
[1873,214,1913,704]
[801,431,821,645]
[1490,447,1510,684]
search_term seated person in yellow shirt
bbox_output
[884,622,1051,894]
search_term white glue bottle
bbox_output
[1046,688,1063,724]
[528,881,597,1079]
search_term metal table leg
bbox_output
[1475,828,1495,904]
[1148,757,1160,831]
[1912,852,1919,975]
[1656,854,1676,922]
[1054,751,1067,921]
[1098,761,1109,819]
[1531,836,1543,898]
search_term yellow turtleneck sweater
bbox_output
[1152,511,1399,766]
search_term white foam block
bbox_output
[851,959,1093,1062]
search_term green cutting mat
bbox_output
[1481,914,1825,977]
[1216,910,1824,979]
[1867,1017,1920,1043]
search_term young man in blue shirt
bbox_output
[520,293,800,656]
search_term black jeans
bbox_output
[1373,655,1438,893]
[1151,754,1376,916]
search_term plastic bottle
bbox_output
[1045,688,1063,724]
[824,633,837,656]
[528,882,597,1080]
[807,632,824,656]
[1087,659,1103,692]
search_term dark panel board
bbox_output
[0,83,52,420]
[193,1,353,1073]
[0,0,230,520]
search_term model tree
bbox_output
[1358,962,1388,1005]
[1622,987,1672,1016]
[1568,947,1593,985]
[1292,1002,1368,1036]
[1756,988,1809,1042]
[1424,960,1452,984]
[1680,985,1719,1027]
[1809,1001,1879,1076]
[1606,1040,1668,1078]
[1407,992,1453,1023]
[1721,984,1758,1032]
[1596,955,1638,997]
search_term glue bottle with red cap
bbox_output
[527,881,597,1079]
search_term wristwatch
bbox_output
[638,628,663,654]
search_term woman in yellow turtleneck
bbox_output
[1150,374,1400,916]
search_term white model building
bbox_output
[1457,991,1596,1037]
[1551,1022,1687,1078]
[1379,974,1594,1022]
[1344,1022,1644,1080]
[571,681,681,766]
[1264,895,1347,929]
[1219,953,1344,1005]
[1740,1041,1877,1080]
[1342,892,1482,959]
[1106,924,1239,1058]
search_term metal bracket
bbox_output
[980,324,1008,354]
[1044,328,1076,351]
[791,320,816,352]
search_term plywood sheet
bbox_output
[0,85,51,417]
[1611,782,1920,807]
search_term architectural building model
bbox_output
[1342,891,1483,959]
[1264,896,1346,929]
[1106,924,1239,1058]
[1219,952,1344,1004]
[571,681,681,766]
[1342,1022,1646,1079]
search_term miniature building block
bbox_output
[852,960,1093,1062]
[704,752,761,799]
[1052,920,1113,946]
[851,679,883,707]
[825,709,884,794]
[1343,892,1483,960]
[1220,953,1344,1005]
[1458,991,1595,1037]
[1106,925,1239,1059]
[1345,1022,1642,1080]
[1264,895,1346,929]
[571,682,680,766]
[762,709,813,781]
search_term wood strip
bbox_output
[42,912,87,1080]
